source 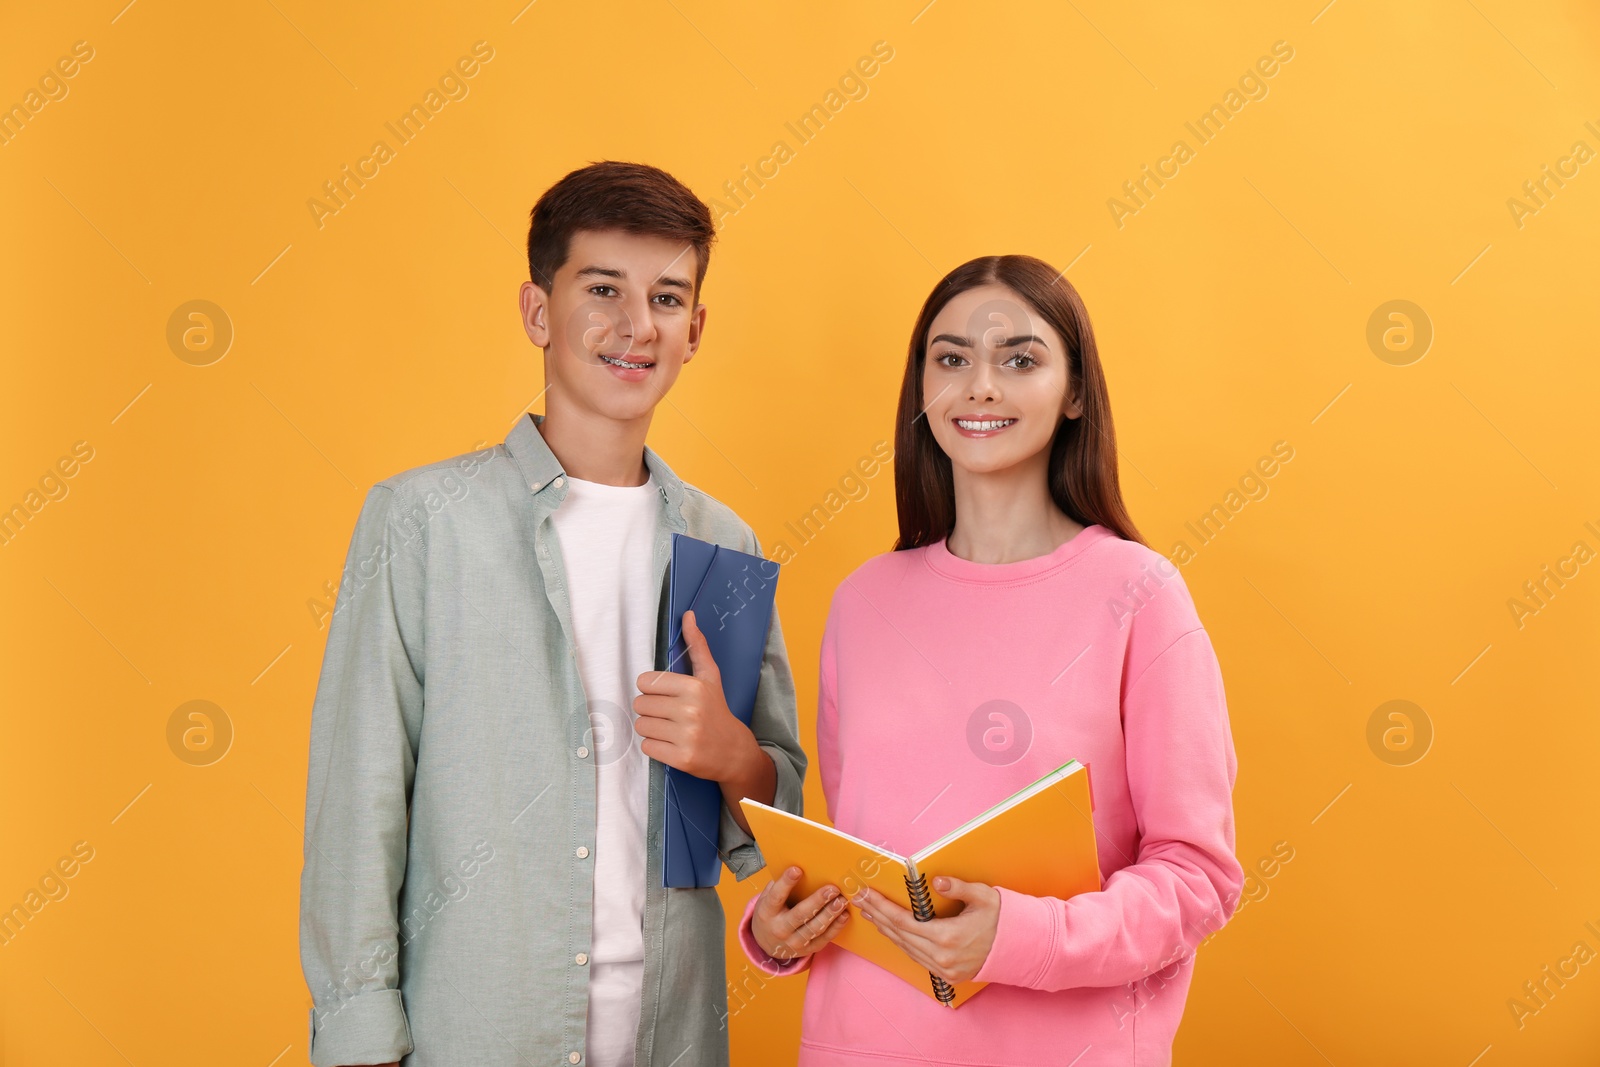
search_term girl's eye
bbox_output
[935,352,968,367]
[1006,353,1039,369]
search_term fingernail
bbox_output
[822,886,836,900]
[788,866,801,878]
[831,896,846,911]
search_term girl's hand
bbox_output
[751,866,850,964]
[852,876,1000,984]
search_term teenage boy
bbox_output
[299,161,805,1067]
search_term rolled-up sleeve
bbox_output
[718,531,806,881]
[300,483,426,1066]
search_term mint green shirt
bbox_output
[299,413,806,1066]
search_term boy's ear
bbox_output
[682,302,708,365]
[520,280,552,348]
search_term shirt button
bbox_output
[553,476,565,488]
[576,846,589,859]
[568,1054,581,1065]
[576,746,589,759]
[575,952,588,965]
[531,481,542,491]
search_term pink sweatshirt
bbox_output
[737,524,1243,1067]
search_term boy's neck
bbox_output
[534,403,652,487]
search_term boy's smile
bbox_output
[598,350,655,376]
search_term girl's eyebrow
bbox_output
[930,332,1051,349]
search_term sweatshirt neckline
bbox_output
[923,524,1111,584]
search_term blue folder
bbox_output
[661,532,781,888]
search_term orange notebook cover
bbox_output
[740,760,1101,1008]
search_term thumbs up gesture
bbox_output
[634,609,760,785]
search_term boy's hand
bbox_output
[634,609,764,785]
[751,866,850,963]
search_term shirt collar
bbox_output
[504,412,686,515]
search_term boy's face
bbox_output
[519,228,706,424]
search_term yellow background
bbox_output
[3,0,1598,1063]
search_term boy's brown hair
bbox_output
[526,161,716,298]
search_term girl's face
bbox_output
[921,284,1081,477]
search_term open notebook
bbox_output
[740,760,1101,1008]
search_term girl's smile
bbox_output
[952,413,1019,437]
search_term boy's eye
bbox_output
[588,285,617,298]
[653,292,683,307]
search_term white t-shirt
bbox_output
[548,471,662,1067]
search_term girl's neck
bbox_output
[945,456,1084,564]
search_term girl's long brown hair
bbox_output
[892,254,1145,550]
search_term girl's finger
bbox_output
[753,867,803,923]
[855,887,942,949]
[784,883,844,934]
[862,896,937,945]
[792,893,848,943]
[808,905,851,948]
[864,909,930,966]
[878,919,942,972]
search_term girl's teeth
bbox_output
[956,418,1016,431]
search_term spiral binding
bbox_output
[904,872,956,1006]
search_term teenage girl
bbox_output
[740,255,1244,1066]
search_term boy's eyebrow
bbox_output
[574,264,694,291]
[929,332,1051,349]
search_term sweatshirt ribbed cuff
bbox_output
[971,886,1059,989]
[735,892,813,977]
